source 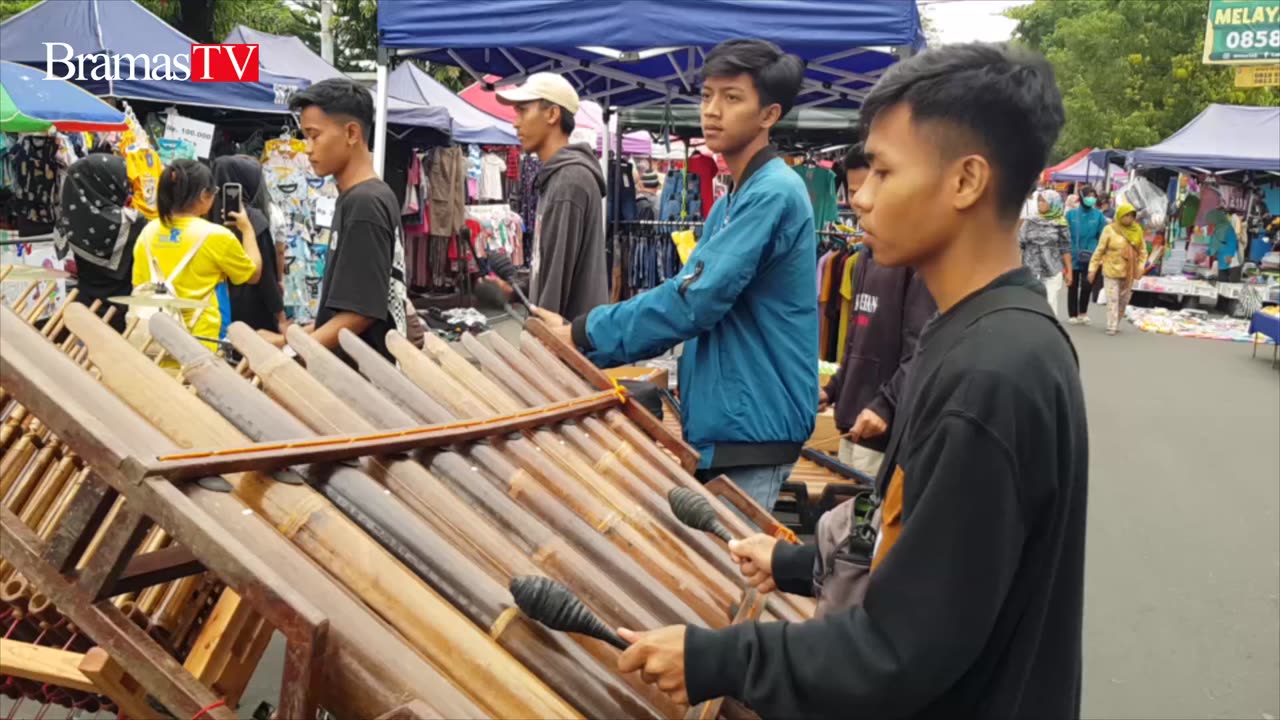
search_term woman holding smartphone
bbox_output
[210,155,287,335]
[131,159,261,351]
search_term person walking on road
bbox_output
[1066,185,1106,324]
[1089,203,1147,336]
[1019,188,1072,318]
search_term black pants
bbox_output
[1067,263,1095,318]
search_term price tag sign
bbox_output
[163,114,216,159]
[314,196,336,229]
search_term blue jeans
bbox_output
[717,463,794,517]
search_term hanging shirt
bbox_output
[479,153,507,200]
[688,153,718,220]
[125,146,163,221]
[794,164,839,231]
[11,136,61,227]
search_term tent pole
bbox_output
[373,46,390,178]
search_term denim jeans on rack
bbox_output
[658,171,702,221]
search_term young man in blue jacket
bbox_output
[536,39,816,513]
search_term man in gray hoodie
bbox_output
[496,73,607,318]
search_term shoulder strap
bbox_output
[164,225,212,286]
[875,284,1076,495]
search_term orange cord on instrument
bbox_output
[191,699,226,720]
[156,389,623,462]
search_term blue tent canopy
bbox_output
[1130,104,1280,173]
[387,63,516,145]
[376,0,922,109]
[1051,155,1120,183]
[1,0,308,114]
[224,25,451,133]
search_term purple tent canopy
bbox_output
[1130,104,1280,172]
[1051,154,1122,183]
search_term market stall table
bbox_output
[1248,309,1280,367]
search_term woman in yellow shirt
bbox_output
[132,159,262,350]
[1088,203,1147,336]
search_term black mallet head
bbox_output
[667,487,734,543]
[509,575,629,650]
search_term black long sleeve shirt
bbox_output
[686,268,1088,720]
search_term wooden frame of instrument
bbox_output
[0,356,330,720]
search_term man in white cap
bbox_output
[492,72,607,318]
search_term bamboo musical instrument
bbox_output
[512,575,628,650]
[52,305,486,719]
[669,487,735,543]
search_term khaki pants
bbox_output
[1104,276,1133,332]
[838,438,884,480]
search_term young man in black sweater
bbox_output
[618,42,1089,720]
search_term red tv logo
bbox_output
[190,44,259,82]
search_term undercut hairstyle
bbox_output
[859,43,1065,220]
[289,77,375,145]
[843,143,869,171]
[700,39,805,120]
[540,100,576,136]
[157,159,214,225]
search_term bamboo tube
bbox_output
[49,305,485,720]
[334,330,712,626]
[147,318,613,720]
[389,333,738,624]
[517,332,817,622]
[475,332,748,582]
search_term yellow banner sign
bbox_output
[1234,64,1280,86]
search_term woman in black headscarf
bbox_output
[54,153,145,332]
[209,155,286,334]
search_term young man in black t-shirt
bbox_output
[256,78,406,362]
[620,43,1090,720]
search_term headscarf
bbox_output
[54,154,140,276]
[1036,189,1066,225]
[210,155,270,237]
[1112,203,1144,246]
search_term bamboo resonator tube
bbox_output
[45,305,491,720]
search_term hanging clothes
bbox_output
[9,135,61,229]
[429,145,467,238]
[687,152,718,219]
[795,164,839,231]
[478,152,507,201]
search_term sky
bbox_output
[920,0,1033,45]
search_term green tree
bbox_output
[1008,0,1280,161]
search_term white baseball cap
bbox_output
[495,72,580,115]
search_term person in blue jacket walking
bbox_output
[1065,185,1107,323]
[536,39,817,513]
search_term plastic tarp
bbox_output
[620,105,860,144]
[387,63,514,144]
[376,0,922,109]
[224,26,450,133]
[1051,154,1119,183]
[0,0,309,114]
[1130,104,1280,172]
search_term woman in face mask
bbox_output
[1065,186,1108,324]
[1088,203,1147,336]
[54,153,147,332]
[208,155,286,335]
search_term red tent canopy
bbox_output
[1041,147,1092,185]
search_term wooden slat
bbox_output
[80,647,168,720]
[0,638,98,693]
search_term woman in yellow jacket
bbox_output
[1088,203,1147,335]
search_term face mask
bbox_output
[1083,197,1097,208]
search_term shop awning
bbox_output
[459,76,652,154]
[1050,154,1118,183]
[224,26,451,133]
[376,0,923,109]
[0,0,309,114]
[388,63,515,144]
[1130,104,1280,172]
[1,60,127,132]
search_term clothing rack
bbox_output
[617,220,706,227]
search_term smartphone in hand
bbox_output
[221,182,243,222]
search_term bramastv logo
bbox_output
[44,43,260,82]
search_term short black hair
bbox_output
[289,78,374,144]
[157,159,214,225]
[700,39,805,120]
[539,100,576,137]
[1080,185,1098,199]
[859,43,1065,220]
[843,143,869,171]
